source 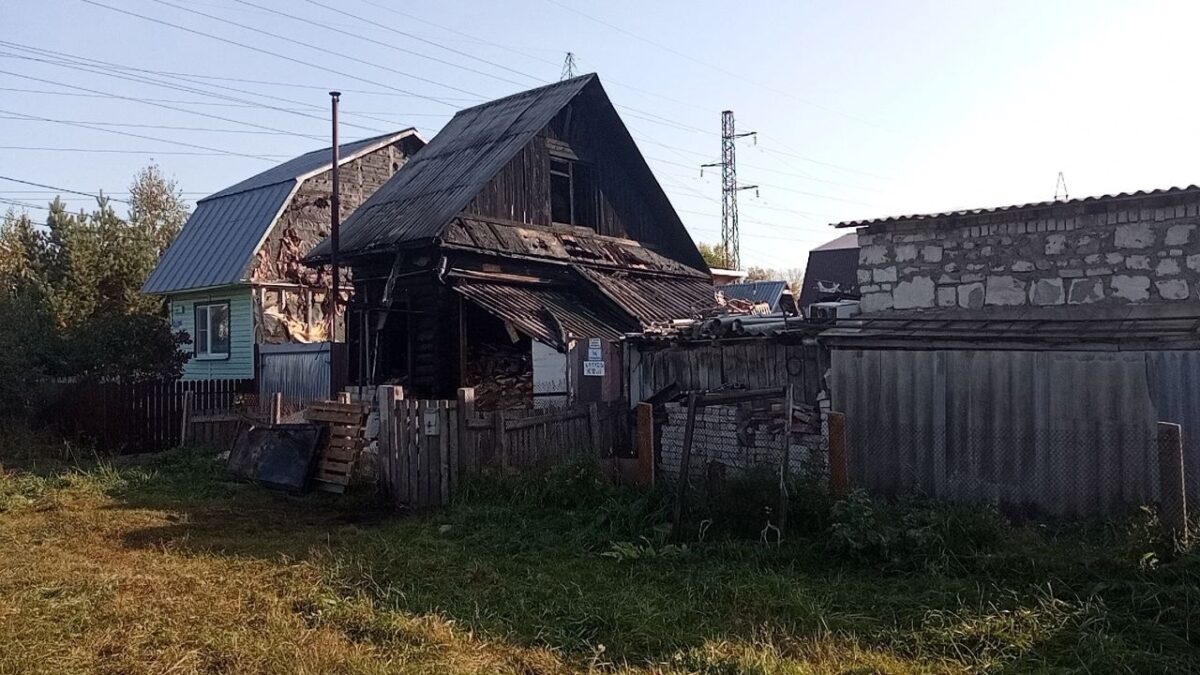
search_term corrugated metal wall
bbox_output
[627,338,823,405]
[258,342,332,406]
[829,349,1178,516]
[1145,351,1200,505]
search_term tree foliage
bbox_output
[0,166,191,411]
[696,242,730,268]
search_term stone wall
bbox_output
[853,196,1200,312]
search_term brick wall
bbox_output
[853,197,1200,312]
[658,401,826,489]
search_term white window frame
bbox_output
[193,301,231,360]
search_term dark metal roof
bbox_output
[143,130,419,294]
[450,277,635,347]
[820,305,1200,349]
[798,234,860,309]
[833,185,1200,229]
[310,75,597,259]
[720,281,788,310]
[577,268,716,324]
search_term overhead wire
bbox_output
[0,175,130,204]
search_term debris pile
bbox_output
[465,342,533,410]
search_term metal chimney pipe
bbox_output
[329,90,341,398]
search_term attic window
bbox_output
[550,157,597,228]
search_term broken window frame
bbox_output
[549,154,598,229]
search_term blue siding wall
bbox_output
[168,286,255,380]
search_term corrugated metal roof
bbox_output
[833,185,1200,229]
[451,277,635,348]
[311,75,597,259]
[143,130,419,294]
[720,281,788,310]
[577,268,716,324]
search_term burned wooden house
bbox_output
[306,75,714,407]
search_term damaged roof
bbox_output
[833,185,1200,229]
[309,75,597,259]
[143,129,421,295]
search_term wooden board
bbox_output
[305,399,369,493]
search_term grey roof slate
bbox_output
[309,75,597,259]
[143,130,416,294]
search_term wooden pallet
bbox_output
[304,401,369,493]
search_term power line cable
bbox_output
[0,145,287,158]
[0,107,281,161]
[0,175,130,204]
[80,0,463,108]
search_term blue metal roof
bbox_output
[143,130,417,294]
[721,280,789,310]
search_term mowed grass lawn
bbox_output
[1,443,1198,674]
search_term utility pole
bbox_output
[560,52,578,80]
[701,110,756,269]
[329,90,341,398]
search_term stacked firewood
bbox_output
[466,343,534,410]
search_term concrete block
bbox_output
[1156,278,1190,300]
[860,245,889,265]
[936,286,957,307]
[1156,258,1181,276]
[1105,252,1125,265]
[921,245,943,263]
[1187,254,1200,272]
[1029,278,1065,306]
[1114,223,1154,249]
[1126,254,1151,270]
[857,269,873,284]
[956,282,984,309]
[1166,224,1196,246]
[1085,267,1113,277]
[860,291,894,313]
[985,275,1027,306]
[1011,260,1035,272]
[893,276,936,309]
[1045,234,1067,255]
[873,266,898,283]
[894,244,918,262]
[1068,277,1105,304]
[1111,274,1151,302]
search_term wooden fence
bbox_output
[378,386,630,509]
[39,378,254,453]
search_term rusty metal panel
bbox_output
[258,342,332,407]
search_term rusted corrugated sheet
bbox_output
[258,342,332,406]
[451,278,635,348]
[576,267,715,324]
[829,348,1165,516]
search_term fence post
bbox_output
[179,390,194,447]
[671,392,701,539]
[828,411,849,497]
[269,392,283,425]
[777,385,794,535]
[377,385,400,502]
[1157,421,1188,543]
[587,402,601,456]
[457,387,475,475]
[636,402,655,487]
[494,409,509,471]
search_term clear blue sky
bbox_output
[2,0,1194,269]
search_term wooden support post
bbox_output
[636,402,655,487]
[587,402,601,456]
[671,392,701,539]
[179,390,194,447]
[777,385,794,535]
[1157,421,1188,543]
[269,392,283,425]
[828,411,849,498]
[494,409,509,471]
[377,385,400,503]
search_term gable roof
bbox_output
[142,129,420,294]
[308,74,700,269]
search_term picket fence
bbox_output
[377,386,629,509]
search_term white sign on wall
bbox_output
[583,360,605,377]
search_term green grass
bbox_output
[1,441,1197,674]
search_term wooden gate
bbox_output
[376,385,629,510]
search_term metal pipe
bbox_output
[329,90,341,397]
